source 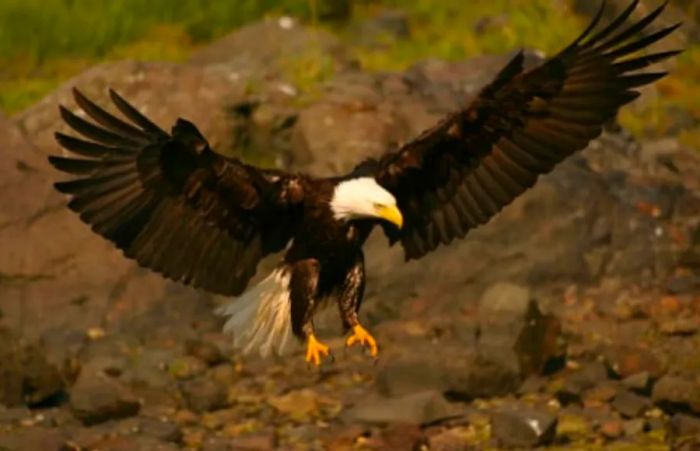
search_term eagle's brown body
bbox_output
[49,0,681,363]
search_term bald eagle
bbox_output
[50,1,679,366]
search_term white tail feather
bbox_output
[216,267,295,357]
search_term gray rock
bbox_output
[427,428,473,451]
[376,356,447,397]
[179,373,229,413]
[376,350,521,400]
[478,282,563,378]
[665,274,700,294]
[188,18,352,74]
[611,390,651,418]
[446,355,522,399]
[291,97,392,176]
[69,370,141,425]
[670,413,700,437]
[79,435,179,451]
[137,417,183,443]
[659,318,699,336]
[556,362,609,404]
[652,375,700,414]
[184,339,225,366]
[491,408,557,448]
[0,406,31,425]
[623,418,647,437]
[622,371,653,394]
[344,390,461,425]
[0,427,68,451]
[0,327,65,407]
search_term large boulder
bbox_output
[2,61,252,364]
[188,18,354,73]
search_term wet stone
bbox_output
[623,418,647,436]
[670,413,700,437]
[0,426,69,451]
[583,382,618,406]
[611,390,651,418]
[379,423,424,451]
[376,356,446,397]
[556,413,592,442]
[179,374,229,413]
[184,339,225,366]
[652,375,700,414]
[344,390,461,425]
[665,274,700,294]
[427,427,474,451]
[621,371,653,394]
[599,419,623,439]
[69,370,141,425]
[556,362,609,404]
[604,346,665,379]
[138,417,183,442]
[167,356,208,380]
[491,407,557,448]
[659,318,699,336]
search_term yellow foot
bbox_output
[305,334,330,367]
[345,324,379,358]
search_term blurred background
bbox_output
[0,0,697,148]
[2,1,700,450]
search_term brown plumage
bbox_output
[371,0,681,259]
[49,0,680,364]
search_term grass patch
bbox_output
[0,0,312,112]
[0,0,697,152]
[349,0,584,70]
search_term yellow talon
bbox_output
[305,334,330,367]
[345,324,378,358]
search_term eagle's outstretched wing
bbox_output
[50,89,303,295]
[369,0,681,260]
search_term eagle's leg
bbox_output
[339,253,378,358]
[290,258,330,366]
[303,323,330,367]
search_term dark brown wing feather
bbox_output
[369,0,681,260]
[50,88,304,295]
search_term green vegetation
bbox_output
[0,0,696,150]
[0,0,311,112]
[349,0,584,70]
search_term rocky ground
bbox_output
[1,9,700,451]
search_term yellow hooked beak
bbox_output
[375,204,403,229]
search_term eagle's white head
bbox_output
[330,177,403,228]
